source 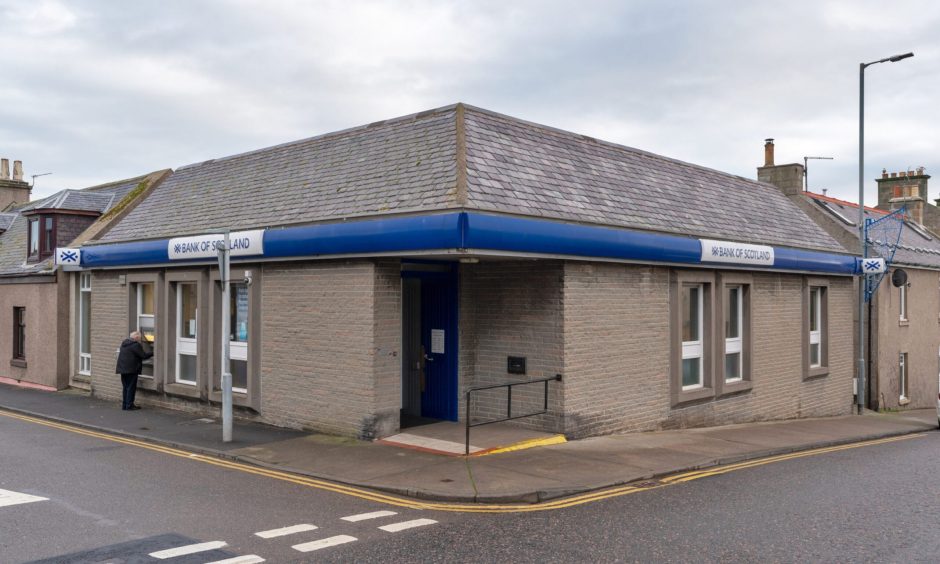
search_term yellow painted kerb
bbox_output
[475,434,567,456]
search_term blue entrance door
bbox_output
[418,269,458,421]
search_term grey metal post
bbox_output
[857,52,913,414]
[219,231,233,441]
[858,62,866,414]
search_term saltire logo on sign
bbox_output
[860,258,886,274]
[55,248,81,266]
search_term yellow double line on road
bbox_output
[0,408,925,514]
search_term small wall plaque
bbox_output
[508,356,526,375]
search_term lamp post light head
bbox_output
[888,52,914,62]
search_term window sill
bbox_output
[804,366,829,381]
[164,381,202,400]
[672,386,715,407]
[9,358,26,368]
[720,379,753,396]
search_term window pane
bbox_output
[809,288,819,332]
[28,220,39,255]
[178,354,197,384]
[810,343,820,366]
[230,283,249,342]
[682,285,700,342]
[139,283,154,315]
[180,283,197,339]
[726,286,740,339]
[43,217,54,252]
[725,352,741,381]
[79,292,91,353]
[232,359,248,391]
[682,358,700,387]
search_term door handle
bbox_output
[423,354,434,362]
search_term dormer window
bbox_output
[26,214,56,261]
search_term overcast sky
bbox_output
[1,0,937,206]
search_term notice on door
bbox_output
[431,329,445,354]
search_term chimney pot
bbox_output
[0,159,8,180]
[763,138,775,167]
[12,161,23,182]
[917,166,925,176]
[891,172,898,178]
[900,171,908,178]
[882,168,888,179]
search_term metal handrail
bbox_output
[465,374,562,455]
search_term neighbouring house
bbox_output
[758,141,940,413]
[73,104,862,440]
[0,160,169,390]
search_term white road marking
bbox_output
[0,488,48,508]
[292,535,358,552]
[254,524,318,538]
[149,540,227,559]
[378,518,438,532]
[341,510,397,522]
[205,556,265,564]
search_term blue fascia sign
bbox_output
[76,212,862,275]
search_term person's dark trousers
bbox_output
[120,373,139,410]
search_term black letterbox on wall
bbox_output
[507,356,526,375]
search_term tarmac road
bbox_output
[1,411,938,563]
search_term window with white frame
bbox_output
[229,282,249,393]
[724,285,743,382]
[809,287,822,368]
[134,282,155,378]
[682,283,704,389]
[78,273,91,375]
[899,352,908,401]
[175,282,198,385]
[899,284,908,322]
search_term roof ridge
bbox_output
[175,104,462,172]
[805,191,887,215]
[81,172,158,192]
[460,104,766,187]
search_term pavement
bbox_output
[0,382,935,504]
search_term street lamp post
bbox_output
[857,52,913,414]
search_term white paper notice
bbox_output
[431,329,445,354]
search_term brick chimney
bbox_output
[875,167,930,226]
[757,139,804,197]
[0,157,30,210]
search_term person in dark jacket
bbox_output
[115,331,153,411]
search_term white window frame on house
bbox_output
[899,284,908,322]
[899,352,908,402]
[78,273,92,375]
[682,283,705,390]
[809,287,822,368]
[136,282,155,344]
[175,282,198,386]
[724,284,743,383]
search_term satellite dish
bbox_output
[891,268,908,287]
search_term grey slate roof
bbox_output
[97,104,845,254]
[808,193,940,270]
[0,174,152,276]
[0,213,16,232]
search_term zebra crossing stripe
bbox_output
[255,524,318,538]
[205,556,265,564]
[292,535,358,552]
[0,488,48,508]
[378,518,437,532]
[341,510,397,522]
[149,540,227,559]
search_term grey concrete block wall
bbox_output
[259,260,390,438]
[88,270,127,400]
[562,265,854,438]
[562,263,671,437]
[458,261,565,431]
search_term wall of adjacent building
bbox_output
[871,267,939,410]
[0,279,63,389]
